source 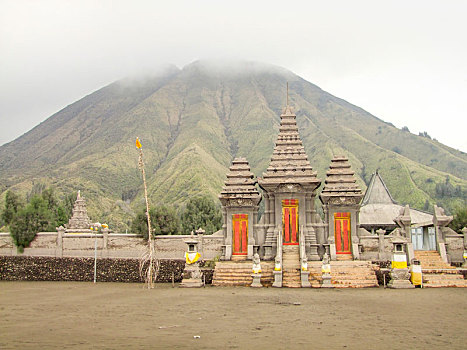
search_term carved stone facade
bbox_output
[257,105,322,261]
[320,156,363,260]
[219,158,261,260]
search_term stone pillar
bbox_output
[263,193,270,227]
[195,228,205,258]
[462,227,467,268]
[102,227,109,258]
[306,194,313,225]
[377,229,385,260]
[306,194,320,261]
[323,203,329,242]
[304,193,313,256]
[222,208,227,238]
[56,226,65,258]
[263,193,276,260]
[462,227,467,250]
[269,195,275,228]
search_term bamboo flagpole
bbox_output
[136,137,158,288]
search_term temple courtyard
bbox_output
[0,282,466,349]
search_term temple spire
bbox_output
[258,97,320,190]
[286,82,289,107]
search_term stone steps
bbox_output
[336,254,353,261]
[282,245,302,288]
[308,261,379,288]
[212,261,274,287]
[414,251,467,287]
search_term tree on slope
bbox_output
[181,196,222,235]
[450,206,467,233]
[6,188,71,252]
[1,190,23,225]
[132,205,181,239]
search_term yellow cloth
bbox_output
[321,264,331,273]
[391,261,408,269]
[391,254,407,269]
[411,265,422,285]
[136,138,142,149]
[185,252,200,264]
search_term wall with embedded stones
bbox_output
[0,232,223,260]
[0,256,214,283]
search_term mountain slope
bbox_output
[0,60,466,230]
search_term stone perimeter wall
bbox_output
[0,256,214,283]
[0,232,223,260]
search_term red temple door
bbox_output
[334,212,351,254]
[232,214,248,255]
[282,199,299,245]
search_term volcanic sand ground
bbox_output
[0,282,466,349]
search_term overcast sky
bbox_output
[1,0,466,151]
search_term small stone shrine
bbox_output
[388,237,414,289]
[180,237,204,288]
[65,191,92,233]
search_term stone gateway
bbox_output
[212,100,467,288]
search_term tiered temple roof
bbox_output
[320,155,363,205]
[219,157,261,207]
[258,105,320,190]
[65,190,92,232]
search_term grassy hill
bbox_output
[1,60,466,231]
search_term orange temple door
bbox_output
[282,199,299,245]
[334,212,351,254]
[232,214,248,255]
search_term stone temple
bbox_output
[212,101,467,288]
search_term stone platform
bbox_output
[212,261,274,287]
[414,251,467,288]
[308,260,379,288]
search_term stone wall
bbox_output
[445,233,465,263]
[0,232,223,261]
[0,256,214,283]
[359,235,393,261]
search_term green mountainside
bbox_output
[1,61,466,231]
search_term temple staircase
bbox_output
[308,260,379,288]
[336,254,353,261]
[282,245,301,288]
[414,251,467,288]
[212,260,274,287]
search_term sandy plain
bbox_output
[0,281,466,349]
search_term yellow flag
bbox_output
[136,138,142,149]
